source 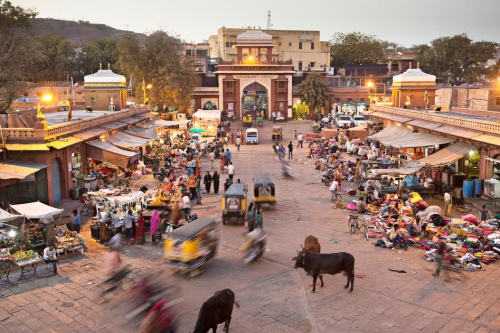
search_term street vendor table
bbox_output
[0,267,17,285]
[18,260,42,280]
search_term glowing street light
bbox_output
[142,80,152,105]
[37,93,53,129]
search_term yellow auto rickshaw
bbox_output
[164,217,220,277]
[221,184,247,224]
[253,172,276,206]
[272,126,283,140]
[242,110,253,127]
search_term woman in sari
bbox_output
[150,210,161,245]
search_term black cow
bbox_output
[292,252,355,293]
[192,288,240,333]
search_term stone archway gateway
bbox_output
[241,81,268,118]
[216,30,294,120]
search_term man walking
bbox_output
[297,133,304,148]
[235,136,241,151]
[272,111,277,123]
[226,149,231,162]
[227,162,235,181]
[209,150,215,169]
[287,141,293,159]
[433,238,447,277]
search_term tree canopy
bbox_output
[117,31,196,111]
[297,73,330,114]
[412,34,498,85]
[330,32,391,68]
[0,0,37,113]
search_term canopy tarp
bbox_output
[123,126,159,140]
[350,124,368,131]
[0,208,22,222]
[5,143,49,151]
[86,140,138,169]
[416,142,477,167]
[47,136,83,149]
[10,201,63,219]
[366,166,423,176]
[106,131,150,148]
[192,109,222,119]
[0,161,47,180]
[106,191,146,205]
[154,119,191,127]
[371,125,455,148]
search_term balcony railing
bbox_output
[4,106,150,141]
[218,59,293,66]
[372,105,500,135]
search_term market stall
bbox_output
[10,201,85,257]
[192,109,221,137]
[355,193,500,272]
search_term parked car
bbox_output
[352,116,367,127]
[336,115,353,128]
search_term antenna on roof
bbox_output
[267,10,273,30]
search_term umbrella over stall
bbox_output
[189,127,206,133]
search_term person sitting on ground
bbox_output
[389,224,407,250]
[356,197,367,214]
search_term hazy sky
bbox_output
[12,0,500,46]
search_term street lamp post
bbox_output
[367,81,376,103]
[142,79,152,105]
[36,94,53,129]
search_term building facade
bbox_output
[209,27,330,72]
[83,65,128,111]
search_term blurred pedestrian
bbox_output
[204,171,212,194]
[213,171,220,194]
[72,209,81,234]
[150,210,160,245]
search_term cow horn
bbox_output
[301,243,304,249]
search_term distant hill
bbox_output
[28,18,146,45]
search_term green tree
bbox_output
[331,32,389,68]
[30,35,77,81]
[412,34,498,85]
[0,1,37,113]
[297,73,330,117]
[117,31,196,111]
[77,37,119,79]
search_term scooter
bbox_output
[282,161,293,178]
[243,230,267,264]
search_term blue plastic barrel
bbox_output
[473,179,484,196]
[463,180,474,198]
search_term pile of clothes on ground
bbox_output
[349,191,500,271]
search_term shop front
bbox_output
[85,140,139,189]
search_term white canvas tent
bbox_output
[0,208,22,222]
[10,201,63,219]
[106,191,146,206]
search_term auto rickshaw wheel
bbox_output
[189,266,205,278]
[222,218,226,224]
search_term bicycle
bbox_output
[331,189,342,202]
[347,214,369,241]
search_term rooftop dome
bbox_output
[237,30,272,41]
[393,68,436,83]
[84,69,126,84]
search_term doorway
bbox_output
[242,82,268,119]
[51,158,62,203]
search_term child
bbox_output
[480,205,488,222]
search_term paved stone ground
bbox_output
[1,119,499,333]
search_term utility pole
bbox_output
[465,83,469,109]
